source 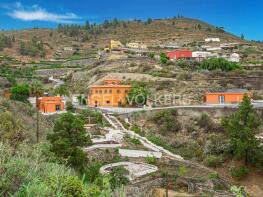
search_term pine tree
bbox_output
[222,95,260,165]
[47,112,92,171]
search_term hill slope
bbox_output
[0,18,246,60]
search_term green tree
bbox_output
[47,112,92,171]
[66,101,75,113]
[222,95,261,165]
[160,52,169,64]
[127,84,149,106]
[30,80,44,143]
[54,85,69,96]
[10,84,30,102]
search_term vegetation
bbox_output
[109,167,129,189]
[145,156,158,165]
[127,83,149,106]
[47,112,92,171]
[53,84,69,96]
[79,109,104,125]
[0,34,13,50]
[19,36,46,57]
[152,109,181,133]
[222,95,261,166]
[229,166,249,180]
[199,58,242,71]
[0,142,111,196]
[160,52,169,64]
[10,84,30,102]
[66,101,75,113]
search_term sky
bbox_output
[0,0,262,40]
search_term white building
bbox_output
[205,38,220,42]
[63,47,73,51]
[228,53,240,62]
[206,47,222,51]
[126,42,147,49]
[192,51,212,58]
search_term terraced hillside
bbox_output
[0,18,247,61]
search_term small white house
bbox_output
[63,47,73,51]
[205,38,220,42]
[192,51,211,58]
[206,47,222,51]
[228,53,240,62]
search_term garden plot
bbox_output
[100,162,158,181]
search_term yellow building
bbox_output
[110,40,123,50]
[88,79,132,107]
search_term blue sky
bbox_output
[0,0,262,40]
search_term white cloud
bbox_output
[2,2,80,23]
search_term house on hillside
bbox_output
[88,79,132,107]
[126,42,147,49]
[205,38,220,42]
[110,40,124,51]
[228,53,240,62]
[204,89,251,104]
[37,96,65,114]
[192,51,211,61]
[167,50,192,60]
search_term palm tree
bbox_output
[30,80,44,143]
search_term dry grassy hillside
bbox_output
[0,18,246,60]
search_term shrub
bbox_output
[203,155,224,167]
[66,101,75,113]
[130,125,141,134]
[129,137,141,145]
[208,172,219,179]
[145,156,157,165]
[10,84,30,102]
[229,166,249,180]
[199,58,242,71]
[203,135,230,155]
[109,167,129,189]
[160,52,169,64]
[152,109,181,133]
[197,113,215,132]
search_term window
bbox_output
[117,89,120,94]
[109,89,112,94]
[104,90,108,94]
[90,90,93,94]
[125,90,128,94]
[55,104,61,111]
[106,100,110,104]
[99,90,102,94]
[218,95,225,103]
[95,90,98,94]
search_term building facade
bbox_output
[37,96,65,113]
[167,50,192,60]
[205,89,251,104]
[88,79,132,107]
[126,42,147,49]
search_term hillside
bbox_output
[0,18,247,61]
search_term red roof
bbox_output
[167,50,192,60]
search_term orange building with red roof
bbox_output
[88,79,132,107]
[37,96,65,113]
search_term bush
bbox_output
[109,167,129,189]
[152,109,181,133]
[203,135,230,155]
[229,166,249,180]
[130,125,141,134]
[10,84,30,102]
[129,137,141,145]
[199,58,242,71]
[66,101,75,113]
[197,113,215,132]
[160,52,169,64]
[203,155,224,167]
[145,156,157,165]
